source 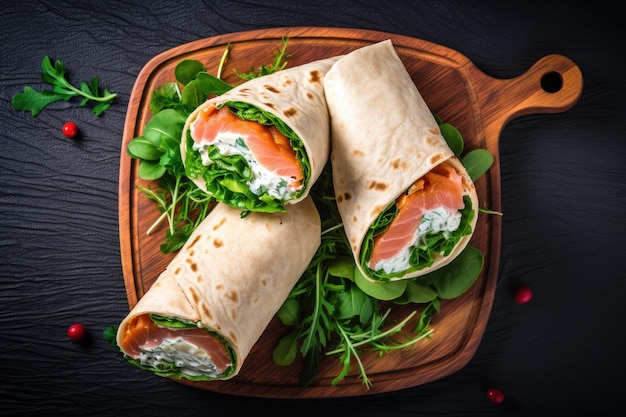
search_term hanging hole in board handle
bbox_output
[498,54,583,118]
[540,71,564,93]
[530,54,583,113]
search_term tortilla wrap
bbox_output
[181,56,339,213]
[324,40,479,282]
[116,197,321,381]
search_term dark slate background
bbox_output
[1,1,624,416]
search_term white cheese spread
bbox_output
[138,337,220,377]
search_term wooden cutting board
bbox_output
[118,27,582,398]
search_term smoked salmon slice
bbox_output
[191,105,303,190]
[369,162,465,269]
[119,314,232,375]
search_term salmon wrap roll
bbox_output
[181,56,339,213]
[116,197,320,381]
[324,40,479,282]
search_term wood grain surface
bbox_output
[118,27,582,398]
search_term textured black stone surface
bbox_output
[2,1,624,415]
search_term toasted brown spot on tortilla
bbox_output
[215,284,223,290]
[461,175,474,191]
[213,217,227,230]
[391,158,402,169]
[306,92,314,100]
[239,88,251,93]
[283,79,293,87]
[336,194,343,203]
[284,107,298,118]
[196,275,203,283]
[229,332,237,344]
[430,154,444,165]
[226,290,238,303]
[153,281,162,288]
[353,149,365,157]
[202,304,213,321]
[189,287,200,305]
[343,191,352,201]
[174,266,182,275]
[264,84,280,93]
[213,238,224,248]
[352,215,358,223]
[429,128,440,135]
[186,257,198,272]
[426,136,438,146]
[368,180,388,191]
[371,204,385,217]
[309,70,321,83]
[264,102,276,109]
[187,234,202,249]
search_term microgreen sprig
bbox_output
[235,37,290,80]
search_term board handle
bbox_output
[477,54,583,144]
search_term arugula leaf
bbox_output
[12,56,117,116]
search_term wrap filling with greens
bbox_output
[324,40,479,282]
[181,57,339,213]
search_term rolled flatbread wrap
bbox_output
[324,40,479,282]
[181,57,339,213]
[116,197,321,381]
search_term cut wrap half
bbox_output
[181,56,339,213]
[324,40,479,282]
[116,197,321,381]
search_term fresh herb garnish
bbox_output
[12,56,117,116]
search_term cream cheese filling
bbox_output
[137,337,220,377]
